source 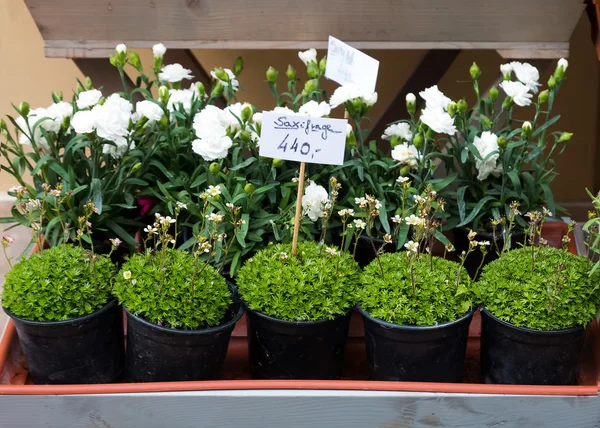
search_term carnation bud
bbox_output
[239,130,251,142]
[158,85,169,104]
[502,97,513,109]
[538,89,549,104]
[214,67,229,82]
[272,158,285,168]
[210,81,224,98]
[457,99,468,113]
[413,133,424,148]
[244,183,255,194]
[286,65,296,80]
[158,115,169,130]
[400,165,412,176]
[0,120,6,132]
[406,93,416,115]
[196,82,206,97]
[241,104,253,123]
[128,52,142,70]
[522,121,532,139]
[19,102,30,117]
[84,76,93,90]
[52,91,63,103]
[447,101,457,117]
[319,56,327,73]
[554,58,567,82]
[480,114,491,130]
[469,62,481,80]
[234,56,244,75]
[489,86,499,102]
[548,75,556,89]
[209,162,221,175]
[304,79,318,93]
[131,162,142,172]
[307,62,319,79]
[558,132,573,143]
[266,66,278,83]
[497,135,508,149]
[390,135,400,148]
[115,43,127,55]
[346,130,356,147]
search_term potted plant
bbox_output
[435,59,572,277]
[1,198,124,385]
[477,210,600,385]
[358,188,481,382]
[112,201,243,382]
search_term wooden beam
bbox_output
[22,0,582,57]
[586,2,600,61]
[73,58,142,102]
[45,41,572,59]
[162,50,225,108]
[367,50,461,144]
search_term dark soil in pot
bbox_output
[124,289,244,382]
[480,308,586,385]
[359,307,474,382]
[4,299,125,385]
[453,227,525,279]
[246,310,352,379]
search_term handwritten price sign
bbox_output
[259,112,347,165]
[325,36,379,94]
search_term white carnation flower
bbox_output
[420,107,456,135]
[419,85,451,109]
[382,123,412,141]
[510,62,541,93]
[329,83,377,109]
[136,100,164,122]
[152,43,167,58]
[90,97,132,156]
[159,63,194,83]
[104,94,133,115]
[210,68,239,91]
[346,123,353,136]
[391,143,420,169]
[499,81,532,107]
[558,58,568,72]
[71,110,96,134]
[15,114,50,154]
[500,63,513,77]
[302,182,330,221]
[298,100,331,118]
[47,102,73,125]
[167,89,196,114]
[298,48,317,65]
[472,131,502,181]
[191,133,233,161]
[406,93,416,104]
[77,89,103,109]
[115,44,127,54]
[252,112,262,124]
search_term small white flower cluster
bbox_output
[499,60,566,107]
[418,85,456,136]
[405,214,425,227]
[302,182,331,221]
[382,123,412,142]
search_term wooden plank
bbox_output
[73,58,142,102]
[45,40,571,58]
[367,50,461,144]
[162,49,225,108]
[587,2,600,61]
[0,391,598,427]
[23,0,583,51]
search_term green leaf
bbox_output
[236,214,250,247]
[532,115,560,137]
[90,178,103,214]
[458,196,495,227]
[457,186,467,221]
[104,219,138,246]
[230,157,256,171]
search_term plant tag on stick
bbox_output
[259,112,347,166]
[325,36,379,94]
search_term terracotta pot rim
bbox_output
[358,305,475,331]
[3,298,118,327]
[480,307,586,335]
[246,306,352,326]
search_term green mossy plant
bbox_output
[2,244,115,321]
[236,241,360,321]
[113,248,231,330]
[360,253,473,326]
[477,246,600,331]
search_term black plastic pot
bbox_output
[124,291,244,382]
[246,309,352,379]
[453,227,525,279]
[480,308,586,385]
[4,299,125,384]
[359,306,474,382]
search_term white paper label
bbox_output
[259,112,347,165]
[325,36,379,94]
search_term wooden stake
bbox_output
[291,161,306,257]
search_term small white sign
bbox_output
[259,112,347,165]
[325,36,379,94]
